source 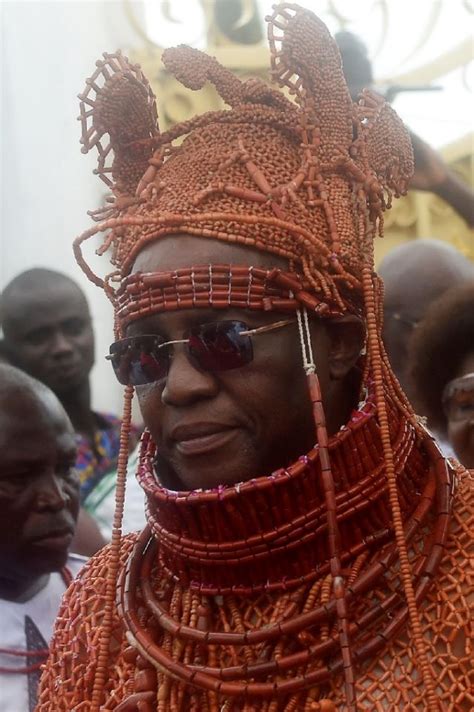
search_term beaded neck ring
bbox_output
[65,4,451,711]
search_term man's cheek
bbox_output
[136,385,164,437]
[136,383,159,407]
[18,347,41,366]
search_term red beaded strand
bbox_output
[90,385,134,711]
[306,371,355,709]
[361,266,440,711]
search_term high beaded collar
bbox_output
[136,384,430,595]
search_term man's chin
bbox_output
[166,457,261,492]
[158,430,260,491]
[47,372,87,395]
[27,548,70,576]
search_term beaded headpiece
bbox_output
[75,3,412,323]
[69,5,451,711]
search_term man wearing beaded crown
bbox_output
[37,4,472,711]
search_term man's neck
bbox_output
[0,573,50,603]
[58,381,96,440]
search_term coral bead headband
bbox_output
[115,264,360,332]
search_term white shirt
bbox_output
[0,554,85,712]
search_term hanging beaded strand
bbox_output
[296,307,355,709]
[361,266,440,711]
[90,384,134,711]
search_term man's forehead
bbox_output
[384,270,457,317]
[131,234,289,274]
[0,389,73,448]
[4,285,89,331]
[381,242,474,312]
[9,281,86,307]
[0,428,76,470]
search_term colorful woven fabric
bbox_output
[82,444,145,539]
[77,412,139,504]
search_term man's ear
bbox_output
[324,315,366,380]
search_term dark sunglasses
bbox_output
[107,318,294,386]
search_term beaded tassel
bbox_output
[306,371,355,709]
[361,267,439,711]
[296,305,355,708]
[90,384,134,711]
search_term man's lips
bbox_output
[51,362,81,378]
[29,527,74,550]
[169,423,240,456]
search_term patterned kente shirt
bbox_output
[76,412,140,504]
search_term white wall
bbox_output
[1,0,144,415]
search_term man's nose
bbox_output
[161,347,219,406]
[34,472,70,511]
[50,330,74,357]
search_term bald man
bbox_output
[379,239,474,395]
[1,269,140,526]
[0,365,84,711]
[1,269,95,434]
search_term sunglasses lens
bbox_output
[188,321,253,372]
[109,338,168,386]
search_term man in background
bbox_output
[408,283,474,468]
[378,239,474,396]
[1,268,140,542]
[0,365,84,712]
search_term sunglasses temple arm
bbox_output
[157,338,189,349]
[240,318,294,337]
[106,338,189,360]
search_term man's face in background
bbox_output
[3,279,94,396]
